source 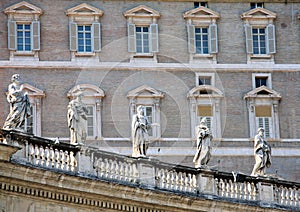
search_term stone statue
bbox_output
[67,92,88,145]
[193,117,212,168]
[131,105,151,158]
[3,74,32,132]
[251,127,272,177]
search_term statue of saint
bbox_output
[67,92,88,145]
[251,127,272,176]
[3,74,31,132]
[131,105,150,158]
[193,117,212,168]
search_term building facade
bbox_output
[0,0,299,181]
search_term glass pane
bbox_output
[25,25,30,30]
[143,27,149,32]
[17,38,23,44]
[136,27,141,32]
[17,32,23,37]
[86,33,91,38]
[86,39,91,45]
[25,32,30,37]
[195,28,200,33]
[86,46,91,52]
[25,38,31,44]
[202,28,208,33]
[78,26,83,31]
[252,28,258,33]
[85,26,91,31]
[17,25,23,29]
[25,45,31,51]
[17,45,23,51]
[78,46,84,52]
[260,35,265,41]
[259,28,265,33]
[203,47,209,54]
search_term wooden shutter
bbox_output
[31,21,40,50]
[244,24,253,54]
[8,20,17,50]
[187,24,195,53]
[92,22,101,52]
[266,24,276,54]
[198,105,213,117]
[209,23,218,53]
[150,24,159,53]
[69,22,77,51]
[128,23,136,52]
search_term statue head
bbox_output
[200,117,207,125]
[11,74,20,83]
[257,127,264,135]
[136,105,144,115]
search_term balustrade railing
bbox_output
[1,129,299,211]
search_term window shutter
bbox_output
[128,23,136,52]
[8,20,17,50]
[209,23,218,53]
[92,22,101,52]
[187,24,196,53]
[244,24,253,54]
[69,22,77,51]
[266,24,276,54]
[31,21,40,51]
[150,24,159,53]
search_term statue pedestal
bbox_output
[0,142,21,161]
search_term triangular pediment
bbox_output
[187,85,223,98]
[183,6,220,19]
[22,83,45,97]
[68,84,105,98]
[124,5,160,18]
[127,85,163,98]
[244,86,281,99]
[4,1,42,15]
[66,3,103,16]
[241,7,276,19]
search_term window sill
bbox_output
[250,54,272,59]
[74,52,96,57]
[133,53,154,58]
[14,51,35,56]
[193,54,213,58]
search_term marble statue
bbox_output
[67,92,88,145]
[3,74,31,132]
[131,105,150,158]
[251,127,272,176]
[193,117,212,168]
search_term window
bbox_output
[188,73,223,138]
[127,85,164,139]
[68,84,105,140]
[124,5,160,62]
[195,27,209,54]
[183,7,219,63]
[136,27,150,53]
[194,2,208,8]
[78,25,92,53]
[244,84,281,139]
[250,3,264,9]
[4,1,42,61]
[25,106,34,134]
[241,7,277,63]
[66,3,103,61]
[252,73,272,89]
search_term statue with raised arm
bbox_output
[3,74,31,132]
[131,105,151,158]
[67,92,88,145]
[251,127,272,176]
[193,117,212,168]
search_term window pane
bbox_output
[25,45,31,51]
[25,24,30,30]
[136,27,141,32]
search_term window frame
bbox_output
[183,6,219,64]
[4,1,43,61]
[66,3,103,61]
[67,84,105,141]
[252,73,272,89]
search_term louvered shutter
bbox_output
[244,24,253,54]
[31,21,40,50]
[150,24,159,53]
[128,23,136,52]
[69,22,77,51]
[8,20,17,50]
[92,22,101,52]
[209,23,218,53]
[187,24,195,53]
[266,24,276,54]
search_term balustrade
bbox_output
[274,185,299,207]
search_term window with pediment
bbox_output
[67,84,105,140]
[66,3,103,61]
[244,85,281,139]
[4,1,43,61]
[124,5,160,63]
[183,7,219,64]
[241,7,277,64]
[187,79,223,139]
[19,83,45,136]
[127,85,164,139]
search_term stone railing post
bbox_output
[76,146,93,175]
[258,182,274,203]
[197,171,216,195]
[137,158,157,188]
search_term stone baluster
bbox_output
[60,150,64,170]
[124,163,130,182]
[49,147,55,168]
[69,151,77,172]
[65,151,70,171]
[174,172,179,190]
[54,149,60,169]
[44,147,50,167]
[29,143,34,163]
[160,170,166,189]
[39,146,45,166]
